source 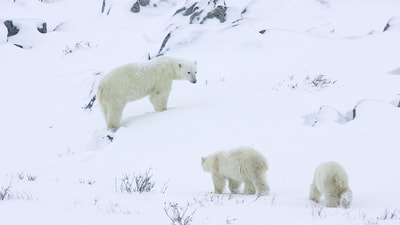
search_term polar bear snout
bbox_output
[187,72,197,83]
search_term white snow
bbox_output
[1,0,400,224]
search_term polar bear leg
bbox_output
[212,174,226,194]
[228,179,241,194]
[340,190,352,208]
[325,193,340,207]
[107,104,124,130]
[244,180,256,195]
[252,174,270,195]
[149,90,170,112]
[309,182,320,202]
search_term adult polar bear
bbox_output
[97,56,197,130]
[309,161,352,208]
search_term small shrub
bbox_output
[0,182,32,201]
[160,180,169,194]
[274,74,337,91]
[364,219,378,225]
[225,217,238,224]
[107,201,131,215]
[378,208,400,220]
[93,196,101,206]
[79,178,96,185]
[63,41,97,56]
[306,74,337,89]
[16,172,37,182]
[26,174,37,181]
[0,184,12,201]
[310,202,326,219]
[82,95,96,111]
[164,202,196,225]
[118,169,155,193]
[18,172,25,181]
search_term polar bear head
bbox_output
[155,56,197,83]
[170,58,197,84]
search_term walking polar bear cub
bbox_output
[201,146,270,195]
[97,56,197,130]
[309,161,352,208]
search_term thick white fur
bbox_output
[97,56,197,130]
[201,146,270,195]
[309,161,352,208]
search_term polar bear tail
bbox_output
[97,85,108,121]
[335,176,346,189]
[97,86,104,108]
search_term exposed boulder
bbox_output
[156,0,246,56]
[172,0,237,25]
[139,0,150,7]
[383,17,400,32]
[37,22,47,33]
[4,20,19,37]
[130,0,157,13]
[130,1,140,13]
[1,19,49,48]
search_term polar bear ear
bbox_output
[201,157,206,163]
[195,61,197,65]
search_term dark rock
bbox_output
[37,22,47,33]
[259,29,266,34]
[174,7,186,15]
[190,10,203,24]
[183,3,198,16]
[101,0,106,13]
[13,43,24,48]
[4,20,19,37]
[131,1,140,13]
[157,31,172,56]
[383,22,390,32]
[201,5,227,24]
[383,17,400,32]
[82,95,96,111]
[139,0,149,7]
[106,135,114,142]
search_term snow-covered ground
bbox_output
[1,0,400,224]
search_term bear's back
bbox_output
[314,161,349,192]
[218,147,268,178]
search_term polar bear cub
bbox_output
[97,56,197,130]
[309,161,352,208]
[201,146,270,195]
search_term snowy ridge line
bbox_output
[305,97,400,126]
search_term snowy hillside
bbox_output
[1,0,400,224]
